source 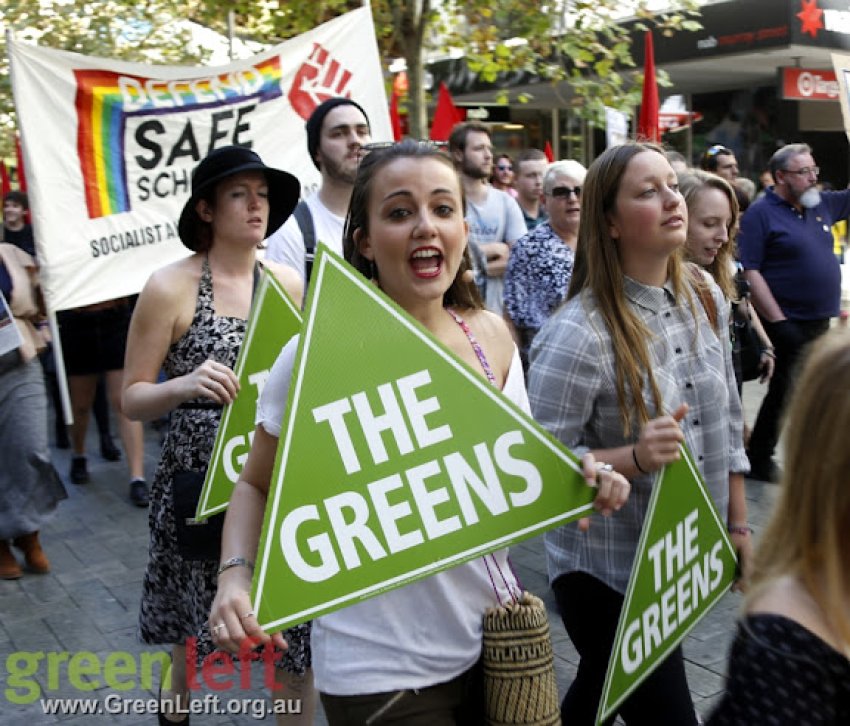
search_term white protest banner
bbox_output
[8,7,390,311]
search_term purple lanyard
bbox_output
[445,308,496,386]
[444,308,521,604]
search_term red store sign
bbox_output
[781,67,840,101]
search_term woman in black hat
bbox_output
[122,146,308,723]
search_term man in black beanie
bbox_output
[266,98,370,284]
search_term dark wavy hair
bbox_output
[343,139,483,310]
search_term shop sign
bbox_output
[781,67,841,100]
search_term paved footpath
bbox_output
[0,382,779,724]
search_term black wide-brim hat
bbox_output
[178,145,300,251]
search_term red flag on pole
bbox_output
[429,82,466,141]
[389,89,403,142]
[637,31,660,143]
[544,140,555,162]
[0,161,10,199]
[15,134,28,192]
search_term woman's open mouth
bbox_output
[409,247,443,278]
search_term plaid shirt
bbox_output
[528,276,749,593]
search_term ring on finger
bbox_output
[212,623,226,635]
[240,610,255,620]
[595,462,614,473]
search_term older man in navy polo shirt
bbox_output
[738,143,847,481]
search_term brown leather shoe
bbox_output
[0,540,22,580]
[13,532,50,574]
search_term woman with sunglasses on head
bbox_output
[528,141,750,725]
[679,170,774,396]
[209,140,630,724]
[503,160,586,368]
[490,153,518,198]
[707,329,850,726]
[122,146,308,724]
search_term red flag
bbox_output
[429,82,466,141]
[390,89,403,142]
[637,31,660,143]
[15,134,28,192]
[544,140,555,163]
[0,161,10,199]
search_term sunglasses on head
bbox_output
[704,144,731,158]
[550,186,581,199]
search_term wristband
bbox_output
[727,525,753,536]
[632,446,649,475]
[217,557,254,576]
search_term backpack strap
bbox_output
[293,200,316,283]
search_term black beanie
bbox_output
[305,97,370,170]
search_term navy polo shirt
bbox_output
[738,188,846,320]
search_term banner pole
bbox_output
[47,310,73,426]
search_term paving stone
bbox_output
[684,661,726,698]
[17,574,71,604]
[103,579,144,611]
[682,628,734,667]
[695,691,724,719]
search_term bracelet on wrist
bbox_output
[727,525,753,536]
[217,556,254,576]
[632,445,649,475]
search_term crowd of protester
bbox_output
[2,100,847,725]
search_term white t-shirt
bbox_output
[263,193,346,284]
[256,335,529,695]
[466,188,526,314]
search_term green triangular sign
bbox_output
[196,269,302,519]
[253,246,598,632]
[597,445,738,724]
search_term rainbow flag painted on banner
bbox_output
[73,57,283,219]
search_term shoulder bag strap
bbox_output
[293,200,316,282]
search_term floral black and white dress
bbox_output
[138,257,310,673]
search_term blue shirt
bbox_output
[521,206,548,231]
[738,188,847,320]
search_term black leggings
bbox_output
[553,572,698,726]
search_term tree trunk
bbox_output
[405,42,426,139]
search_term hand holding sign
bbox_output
[213,545,288,655]
[633,403,688,473]
[577,453,631,531]
[184,359,241,405]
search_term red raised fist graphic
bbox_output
[289,43,354,121]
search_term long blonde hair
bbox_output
[568,141,696,436]
[678,170,738,301]
[746,329,850,648]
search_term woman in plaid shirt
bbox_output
[528,142,750,725]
